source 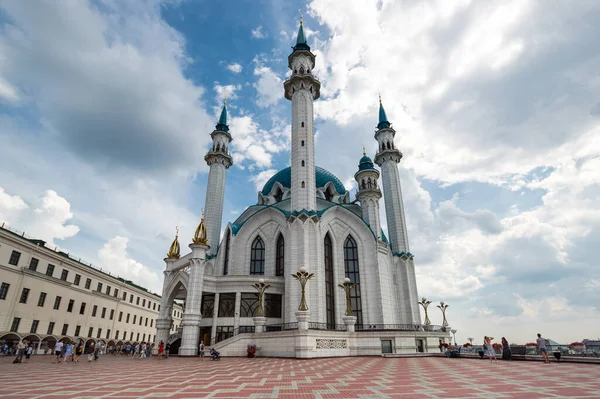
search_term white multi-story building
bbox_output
[0,224,182,353]
[156,19,449,358]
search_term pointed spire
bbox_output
[377,94,391,130]
[215,98,229,132]
[192,211,208,245]
[293,9,310,51]
[167,226,181,259]
[362,144,366,156]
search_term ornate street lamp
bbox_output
[291,267,314,311]
[338,277,359,316]
[437,301,449,328]
[417,297,432,326]
[252,278,270,317]
[451,329,457,345]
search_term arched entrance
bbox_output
[22,334,42,355]
[41,335,58,354]
[0,333,21,354]
[169,338,181,354]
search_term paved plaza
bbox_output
[1,355,599,398]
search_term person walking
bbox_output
[484,336,497,362]
[53,341,64,364]
[64,343,73,363]
[501,337,512,360]
[74,344,83,362]
[13,340,27,364]
[199,341,205,361]
[157,341,164,360]
[536,333,550,363]
[165,343,170,359]
[25,344,34,361]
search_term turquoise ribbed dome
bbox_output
[358,155,375,170]
[261,166,347,195]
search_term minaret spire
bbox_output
[378,94,390,130]
[293,9,310,51]
[216,97,229,132]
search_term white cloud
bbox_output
[0,187,27,222]
[253,60,282,107]
[98,236,162,293]
[251,169,278,191]
[213,83,241,101]
[226,63,243,73]
[251,25,266,39]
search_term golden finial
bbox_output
[379,92,382,104]
[167,226,180,259]
[223,95,227,107]
[192,212,208,245]
[362,144,366,156]
[299,8,303,26]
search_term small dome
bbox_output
[261,166,347,195]
[358,155,375,171]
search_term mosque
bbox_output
[155,18,449,357]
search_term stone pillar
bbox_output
[296,310,311,330]
[154,260,175,355]
[179,244,208,356]
[211,293,220,345]
[253,317,267,333]
[154,319,171,354]
[233,292,241,330]
[342,315,357,333]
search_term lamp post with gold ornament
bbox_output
[179,213,210,356]
[418,297,432,330]
[292,267,313,330]
[437,301,449,331]
[252,278,270,332]
[338,277,359,332]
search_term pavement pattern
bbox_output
[1,354,599,398]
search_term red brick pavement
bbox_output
[0,354,599,398]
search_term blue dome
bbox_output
[261,166,347,195]
[358,155,375,171]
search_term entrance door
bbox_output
[416,339,424,353]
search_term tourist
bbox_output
[87,342,96,362]
[165,343,170,359]
[54,341,64,363]
[484,336,497,362]
[25,343,34,361]
[536,333,550,363]
[13,340,27,364]
[74,344,83,362]
[158,341,164,360]
[501,337,511,360]
[140,343,147,359]
[64,343,73,363]
[199,341,205,361]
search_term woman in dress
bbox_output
[501,337,512,360]
[484,336,497,362]
[63,343,73,362]
[157,341,164,360]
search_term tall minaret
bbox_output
[203,100,233,255]
[283,15,320,212]
[354,147,382,239]
[373,98,410,254]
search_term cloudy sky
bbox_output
[1,0,599,344]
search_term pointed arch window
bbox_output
[344,235,363,325]
[324,233,335,329]
[223,230,231,275]
[275,234,284,276]
[250,236,265,275]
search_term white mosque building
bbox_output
[156,19,449,358]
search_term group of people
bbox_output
[483,333,550,363]
[104,342,154,358]
[51,340,87,363]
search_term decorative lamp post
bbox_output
[417,297,432,327]
[437,301,449,331]
[251,279,270,333]
[468,337,474,345]
[292,267,313,311]
[451,329,457,346]
[338,277,359,332]
[292,267,313,331]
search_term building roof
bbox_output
[215,101,229,132]
[261,166,347,196]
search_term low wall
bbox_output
[212,329,450,358]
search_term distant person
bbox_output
[13,340,27,364]
[536,333,550,363]
[501,337,511,360]
[54,341,64,363]
[25,344,34,361]
[199,341,205,361]
[157,341,165,360]
[484,336,497,362]
[165,343,171,359]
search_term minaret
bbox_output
[373,97,420,324]
[354,147,382,239]
[203,100,233,255]
[283,15,321,212]
[373,97,409,253]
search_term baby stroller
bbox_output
[210,347,220,361]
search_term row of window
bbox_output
[6,250,159,310]
[200,293,282,318]
[1,283,156,328]
[222,234,285,276]
[9,317,156,342]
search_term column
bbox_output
[233,292,241,330]
[211,293,220,345]
[179,247,208,356]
